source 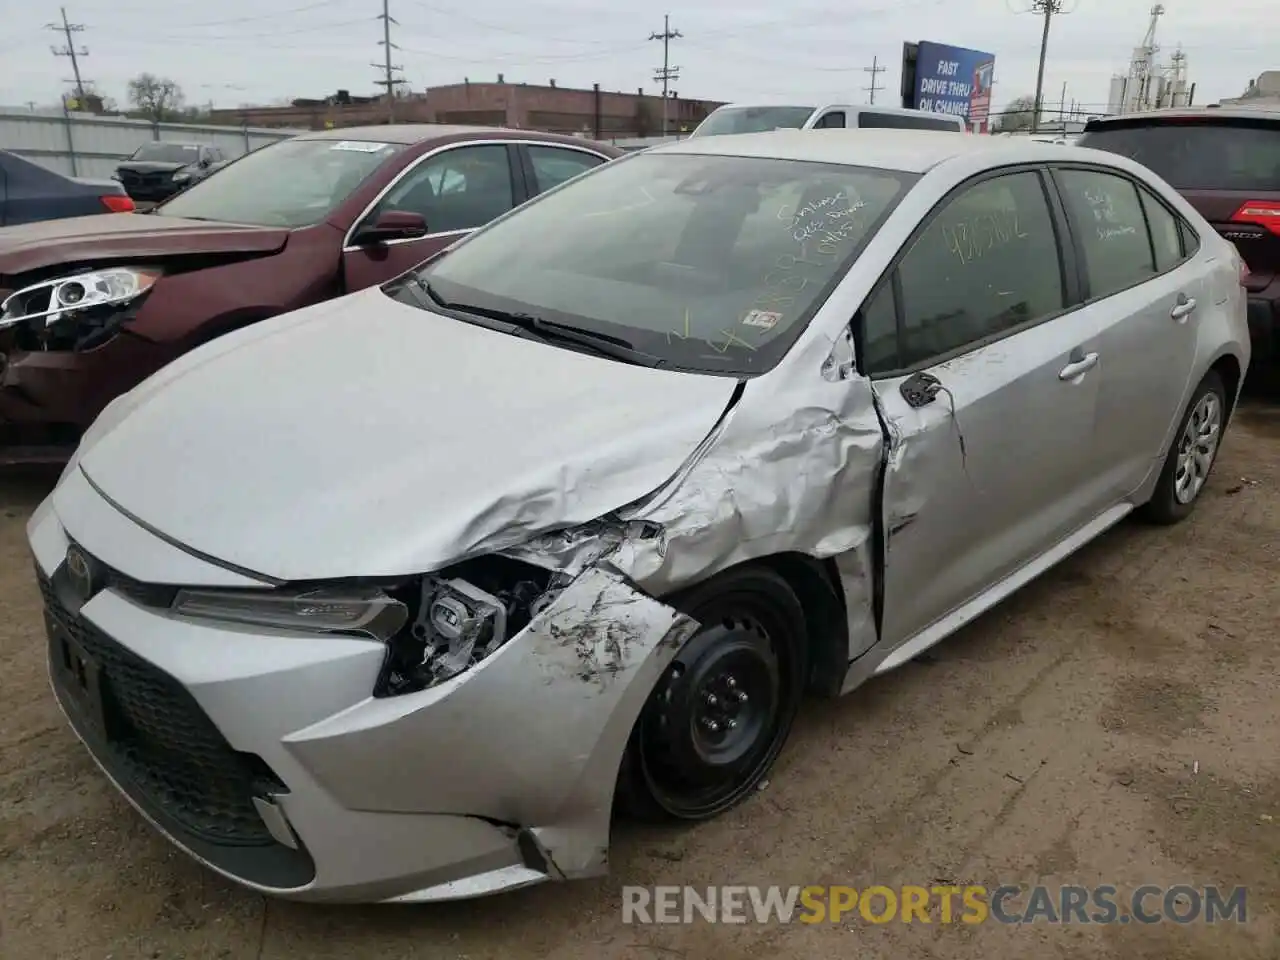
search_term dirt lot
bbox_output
[1,404,1277,960]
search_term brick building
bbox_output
[209,78,724,139]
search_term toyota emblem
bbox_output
[65,545,98,602]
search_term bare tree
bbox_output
[127,73,186,123]
[992,94,1038,132]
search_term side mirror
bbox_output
[352,209,429,246]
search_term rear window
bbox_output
[1078,119,1280,192]
[858,112,963,132]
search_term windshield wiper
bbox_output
[413,278,665,368]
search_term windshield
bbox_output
[155,138,405,227]
[691,106,817,137]
[1079,119,1280,191]
[131,142,201,164]
[409,152,916,374]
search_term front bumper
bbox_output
[0,331,179,464]
[30,475,696,903]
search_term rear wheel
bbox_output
[615,566,808,822]
[1141,371,1226,525]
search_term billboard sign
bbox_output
[910,41,997,131]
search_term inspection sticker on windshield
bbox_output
[329,141,388,152]
[741,310,782,330]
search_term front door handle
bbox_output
[1059,352,1099,381]
[1171,294,1197,321]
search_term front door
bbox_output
[861,168,1105,650]
[342,143,523,292]
[1050,166,1204,499]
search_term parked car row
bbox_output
[0,125,621,462]
[20,117,1253,906]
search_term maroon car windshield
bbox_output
[154,138,406,228]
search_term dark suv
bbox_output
[1079,108,1280,372]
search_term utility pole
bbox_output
[1029,0,1063,134]
[48,7,89,102]
[649,14,682,137]
[863,55,886,105]
[371,0,405,123]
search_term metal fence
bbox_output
[0,110,306,180]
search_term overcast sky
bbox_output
[0,0,1271,115]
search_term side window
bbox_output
[376,144,514,234]
[814,111,846,129]
[1056,169,1155,299]
[859,282,899,373]
[1138,185,1184,272]
[894,171,1064,368]
[1178,218,1201,257]
[527,145,605,194]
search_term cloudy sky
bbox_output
[0,0,1271,115]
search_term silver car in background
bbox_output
[29,130,1249,903]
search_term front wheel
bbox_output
[615,566,808,822]
[1140,370,1227,525]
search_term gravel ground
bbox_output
[1,402,1277,960]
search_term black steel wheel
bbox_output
[616,566,808,822]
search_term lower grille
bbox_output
[41,570,280,847]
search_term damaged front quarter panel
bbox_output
[283,566,698,881]
[504,330,888,670]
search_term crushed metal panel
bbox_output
[282,566,697,879]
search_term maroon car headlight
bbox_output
[0,266,162,331]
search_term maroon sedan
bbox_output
[0,125,622,463]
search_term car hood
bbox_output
[0,213,289,276]
[76,287,737,582]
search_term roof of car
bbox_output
[295,124,616,149]
[1085,105,1280,125]
[651,129,1029,174]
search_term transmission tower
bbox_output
[47,7,89,102]
[863,55,886,105]
[371,0,406,123]
[649,15,682,137]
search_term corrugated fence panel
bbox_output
[0,111,304,179]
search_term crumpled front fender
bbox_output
[281,566,698,880]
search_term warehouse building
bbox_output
[209,78,724,139]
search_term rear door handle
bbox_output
[1059,352,1099,381]
[1171,295,1197,321]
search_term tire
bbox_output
[615,565,809,823]
[1140,370,1227,525]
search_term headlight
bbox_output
[0,266,162,331]
[172,171,190,182]
[172,585,409,641]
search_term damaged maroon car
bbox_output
[0,125,621,463]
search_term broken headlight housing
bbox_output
[170,557,564,698]
[376,556,564,697]
[0,266,162,351]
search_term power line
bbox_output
[371,0,406,122]
[47,6,89,100]
[1028,0,1064,134]
[649,14,681,137]
[863,55,885,105]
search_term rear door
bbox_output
[857,111,964,132]
[1048,164,1204,499]
[1077,115,1280,292]
[863,166,1106,652]
[343,142,527,292]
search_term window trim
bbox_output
[855,163,1081,380]
[519,142,611,194]
[341,138,615,252]
[1045,162,1200,307]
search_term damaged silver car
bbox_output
[30,129,1250,903]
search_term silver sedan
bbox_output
[29,129,1249,903]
